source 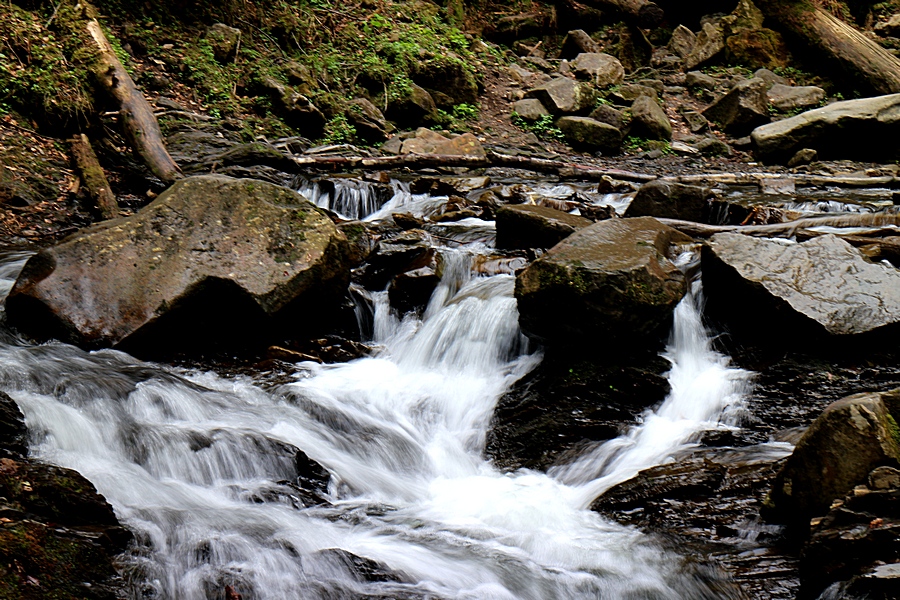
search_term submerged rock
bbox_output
[702,233,900,342]
[6,175,351,356]
[763,388,900,527]
[751,93,900,163]
[515,217,690,346]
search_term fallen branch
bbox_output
[79,4,181,183]
[291,150,657,183]
[69,133,118,220]
[658,213,900,239]
[661,172,900,189]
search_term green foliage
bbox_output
[452,102,478,120]
[322,114,356,144]
[0,4,95,124]
[511,112,564,141]
[623,136,673,155]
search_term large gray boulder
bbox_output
[702,77,770,135]
[570,53,624,87]
[6,176,351,355]
[684,21,726,70]
[629,96,672,141]
[702,233,900,340]
[557,116,622,153]
[515,217,691,345]
[767,84,825,112]
[525,77,596,114]
[495,204,591,250]
[751,93,900,163]
[763,389,900,526]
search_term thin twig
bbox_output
[46,1,63,28]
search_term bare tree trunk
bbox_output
[82,16,181,183]
[69,133,119,220]
[755,1,900,94]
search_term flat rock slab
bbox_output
[515,216,690,345]
[6,175,350,353]
[703,233,900,338]
[495,204,591,250]
[751,93,900,163]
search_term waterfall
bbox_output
[0,231,750,598]
[550,250,753,508]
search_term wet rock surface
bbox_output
[763,389,900,527]
[487,351,671,472]
[5,175,351,357]
[495,204,591,250]
[515,217,691,346]
[703,233,900,344]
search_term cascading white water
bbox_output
[0,224,749,598]
[550,251,753,508]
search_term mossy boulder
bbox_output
[495,204,592,251]
[515,217,691,346]
[6,175,351,357]
[525,77,597,115]
[763,389,900,527]
[629,95,672,141]
[725,28,789,70]
[557,116,622,154]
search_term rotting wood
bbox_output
[290,150,658,183]
[80,6,181,184]
[69,133,118,220]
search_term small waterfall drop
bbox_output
[550,250,753,508]
[0,215,752,598]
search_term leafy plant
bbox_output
[511,112,564,141]
[322,114,356,144]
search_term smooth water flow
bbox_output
[0,200,750,599]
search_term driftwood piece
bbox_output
[754,1,900,95]
[290,150,658,183]
[83,17,181,183]
[584,0,664,27]
[69,133,118,220]
[658,213,900,239]
[662,172,900,189]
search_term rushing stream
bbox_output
[0,181,759,599]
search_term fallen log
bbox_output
[78,4,181,183]
[658,213,900,238]
[754,1,900,94]
[662,172,900,189]
[69,133,118,220]
[584,0,664,28]
[290,150,658,183]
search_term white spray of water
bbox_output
[551,251,753,508]
[0,223,749,598]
